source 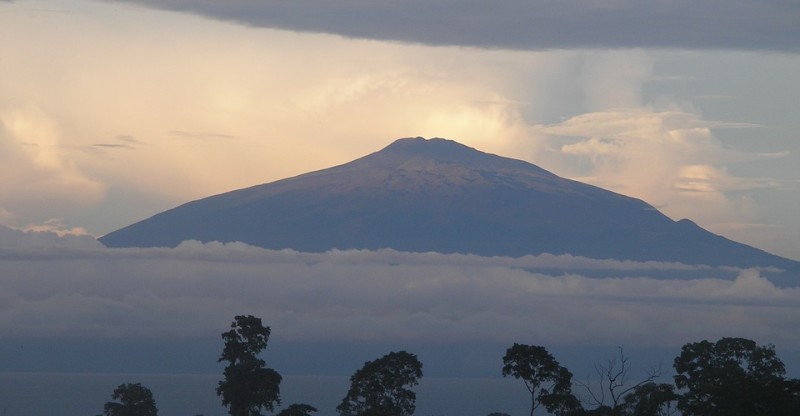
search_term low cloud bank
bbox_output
[1,233,797,353]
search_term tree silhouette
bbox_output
[103,383,158,416]
[337,350,423,416]
[217,315,282,416]
[674,337,799,415]
[277,403,318,416]
[620,382,678,416]
[576,347,662,414]
[502,343,579,416]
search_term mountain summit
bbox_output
[101,137,798,272]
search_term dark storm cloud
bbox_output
[115,0,800,51]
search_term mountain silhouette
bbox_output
[101,137,798,273]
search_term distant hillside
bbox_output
[100,137,799,275]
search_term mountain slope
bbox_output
[100,137,799,272]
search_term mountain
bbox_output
[100,137,799,273]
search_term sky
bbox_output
[1,0,799,389]
[0,0,798,261]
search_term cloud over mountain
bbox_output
[536,109,784,228]
[2,3,797,259]
[118,0,800,51]
[0,110,105,231]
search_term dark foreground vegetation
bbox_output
[101,315,800,416]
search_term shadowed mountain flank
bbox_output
[100,137,798,273]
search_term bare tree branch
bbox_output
[577,347,663,411]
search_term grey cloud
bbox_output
[167,130,236,140]
[92,143,134,149]
[0,225,102,249]
[115,0,800,51]
[89,135,141,151]
[115,135,140,143]
[2,235,798,351]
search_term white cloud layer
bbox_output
[1,230,797,353]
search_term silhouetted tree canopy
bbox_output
[673,337,799,415]
[502,343,579,416]
[217,315,282,416]
[620,382,678,416]
[578,405,614,415]
[103,383,158,416]
[100,326,800,416]
[277,403,318,416]
[337,350,423,416]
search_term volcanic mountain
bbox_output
[101,137,798,272]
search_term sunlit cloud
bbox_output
[16,219,92,237]
[0,106,106,223]
[1,0,797,262]
[536,109,785,228]
[0,1,544,232]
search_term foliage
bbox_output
[103,383,158,416]
[502,343,579,416]
[336,350,423,416]
[98,328,800,416]
[217,315,282,416]
[277,403,318,416]
[577,406,613,415]
[619,382,678,416]
[673,337,799,415]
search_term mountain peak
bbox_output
[99,137,799,277]
[382,137,475,159]
[352,136,482,166]
[349,137,552,177]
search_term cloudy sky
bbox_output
[2,228,798,376]
[0,0,798,261]
[1,0,800,390]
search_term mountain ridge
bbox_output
[100,137,799,277]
